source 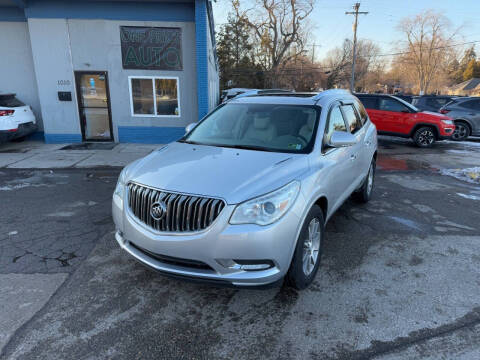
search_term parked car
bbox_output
[393,94,414,103]
[438,97,480,141]
[355,93,455,147]
[412,95,457,112]
[112,89,377,289]
[0,93,37,143]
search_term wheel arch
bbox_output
[453,118,473,133]
[314,196,328,221]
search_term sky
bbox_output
[212,0,480,61]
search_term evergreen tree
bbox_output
[463,59,480,81]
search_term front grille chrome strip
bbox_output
[127,183,226,233]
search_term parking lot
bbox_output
[1,137,480,360]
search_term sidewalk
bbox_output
[0,141,163,169]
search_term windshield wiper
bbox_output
[216,144,278,152]
[177,139,203,145]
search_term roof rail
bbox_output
[312,89,351,102]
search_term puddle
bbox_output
[377,155,437,172]
[60,143,117,150]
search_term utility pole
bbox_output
[346,3,368,92]
[311,44,320,63]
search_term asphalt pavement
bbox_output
[1,137,480,360]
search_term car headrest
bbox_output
[254,116,271,130]
[304,112,316,130]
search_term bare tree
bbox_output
[322,39,383,91]
[397,10,457,94]
[232,0,315,86]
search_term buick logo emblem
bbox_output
[150,201,167,221]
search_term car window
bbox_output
[460,99,480,110]
[358,96,377,110]
[0,96,25,107]
[341,104,361,133]
[378,97,409,112]
[324,106,347,145]
[354,99,368,125]
[426,98,450,108]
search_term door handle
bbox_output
[350,154,357,161]
[365,140,371,147]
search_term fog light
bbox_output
[216,259,275,271]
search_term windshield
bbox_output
[180,103,320,153]
[393,96,419,112]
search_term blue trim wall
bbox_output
[24,0,194,22]
[44,133,82,144]
[0,7,26,21]
[195,0,209,120]
[118,126,185,143]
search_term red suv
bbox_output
[356,94,455,147]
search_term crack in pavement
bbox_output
[323,307,480,360]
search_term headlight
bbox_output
[114,167,127,199]
[230,181,300,226]
[442,120,453,125]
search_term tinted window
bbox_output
[0,96,25,107]
[358,96,377,110]
[341,105,361,133]
[425,98,451,109]
[378,97,409,112]
[354,99,368,125]
[460,99,480,110]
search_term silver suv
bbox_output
[112,90,378,289]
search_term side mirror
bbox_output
[329,131,357,148]
[185,123,197,134]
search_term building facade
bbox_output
[0,0,219,143]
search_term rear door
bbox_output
[340,103,366,187]
[377,96,411,135]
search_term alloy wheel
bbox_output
[418,130,435,146]
[302,218,321,276]
[452,124,468,141]
[367,164,374,196]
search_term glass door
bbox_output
[75,71,113,141]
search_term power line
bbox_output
[375,40,480,58]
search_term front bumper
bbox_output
[112,191,305,286]
[438,125,455,139]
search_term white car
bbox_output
[0,94,37,143]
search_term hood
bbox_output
[418,111,452,120]
[126,142,310,204]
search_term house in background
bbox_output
[446,78,480,97]
[0,0,219,143]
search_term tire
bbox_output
[452,121,470,141]
[413,126,436,147]
[286,205,325,290]
[353,159,375,203]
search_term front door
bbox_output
[75,71,113,141]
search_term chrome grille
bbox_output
[127,183,226,232]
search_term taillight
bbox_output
[439,109,450,114]
[0,110,14,116]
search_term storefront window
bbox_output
[129,77,180,117]
[131,78,154,115]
